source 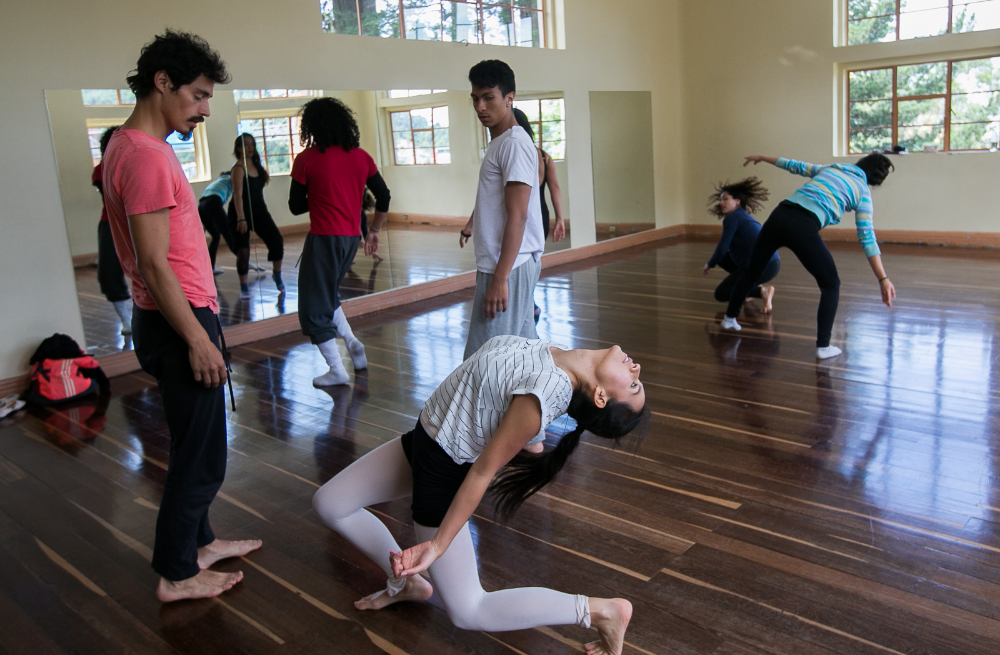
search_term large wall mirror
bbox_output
[589,91,655,242]
[46,87,572,357]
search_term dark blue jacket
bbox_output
[707,208,780,269]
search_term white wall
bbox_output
[680,0,1000,231]
[0,0,685,379]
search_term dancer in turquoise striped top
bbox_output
[721,153,896,359]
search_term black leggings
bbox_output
[725,201,840,348]
[713,254,780,303]
[227,201,284,275]
[198,196,227,268]
[97,221,130,302]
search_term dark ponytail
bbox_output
[489,391,649,521]
[233,133,269,186]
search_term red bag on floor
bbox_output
[24,334,109,406]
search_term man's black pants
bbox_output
[133,306,227,581]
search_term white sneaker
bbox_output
[721,316,741,331]
[816,345,842,359]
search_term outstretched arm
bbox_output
[391,394,543,577]
[867,254,895,307]
[743,155,778,167]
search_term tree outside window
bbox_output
[847,0,1000,45]
[236,115,308,175]
[390,106,450,165]
[233,89,316,101]
[81,89,136,106]
[848,56,1000,153]
[512,97,565,160]
[321,0,545,48]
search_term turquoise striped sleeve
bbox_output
[776,157,823,178]
[854,185,880,258]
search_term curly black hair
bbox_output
[855,152,894,187]
[469,59,516,97]
[99,126,119,157]
[125,30,230,100]
[298,97,360,153]
[708,176,770,219]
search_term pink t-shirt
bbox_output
[102,129,218,313]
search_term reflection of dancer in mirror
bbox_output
[289,97,390,387]
[197,171,233,275]
[92,126,133,334]
[229,133,284,299]
[703,177,779,313]
[511,107,566,323]
[722,154,896,359]
[313,335,648,655]
[102,29,260,602]
[460,60,545,363]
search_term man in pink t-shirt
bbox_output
[103,30,260,603]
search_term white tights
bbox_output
[312,437,591,631]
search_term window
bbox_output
[847,55,1000,153]
[236,114,307,175]
[387,89,447,98]
[847,0,1000,45]
[233,89,318,101]
[85,119,211,181]
[82,89,136,106]
[390,106,450,165]
[321,0,545,48]
[512,97,565,159]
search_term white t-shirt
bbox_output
[472,125,545,275]
[421,335,574,464]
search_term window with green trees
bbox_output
[233,90,316,101]
[391,106,450,165]
[236,116,307,175]
[847,0,1000,45]
[81,89,136,106]
[848,56,1000,153]
[512,97,565,160]
[321,0,545,48]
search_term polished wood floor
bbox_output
[7,237,1000,654]
[74,224,571,358]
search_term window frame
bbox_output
[85,118,212,182]
[512,96,566,161]
[232,89,318,101]
[846,53,1000,153]
[236,108,308,177]
[389,105,451,166]
[322,0,547,48]
[81,89,136,106]
[845,0,1000,45]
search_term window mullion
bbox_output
[895,0,901,41]
[398,0,406,38]
[945,60,953,150]
[892,66,899,147]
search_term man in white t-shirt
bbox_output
[459,60,545,360]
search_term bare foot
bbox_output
[522,442,544,454]
[585,597,632,655]
[761,285,775,314]
[354,575,434,611]
[198,539,263,569]
[156,569,244,603]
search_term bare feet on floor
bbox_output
[198,538,263,569]
[157,569,244,603]
[586,597,632,655]
[761,285,775,314]
[354,575,434,611]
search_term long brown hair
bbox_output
[708,176,768,219]
[233,133,269,186]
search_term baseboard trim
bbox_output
[73,253,98,269]
[276,222,311,236]
[7,222,997,391]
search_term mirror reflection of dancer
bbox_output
[197,171,233,275]
[102,30,260,602]
[703,177,779,313]
[91,126,133,334]
[721,154,896,359]
[288,97,390,387]
[229,133,284,299]
[312,335,648,655]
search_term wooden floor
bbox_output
[74,224,571,358]
[7,237,1000,654]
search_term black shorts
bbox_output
[401,420,472,528]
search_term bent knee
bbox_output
[448,608,487,631]
[311,485,351,525]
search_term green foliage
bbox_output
[850,69,892,101]
[848,0,896,44]
[897,62,946,97]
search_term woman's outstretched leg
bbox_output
[414,522,631,652]
[312,437,432,606]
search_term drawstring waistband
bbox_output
[216,316,236,411]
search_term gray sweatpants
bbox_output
[464,257,541,361]
[298,233,360,344]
